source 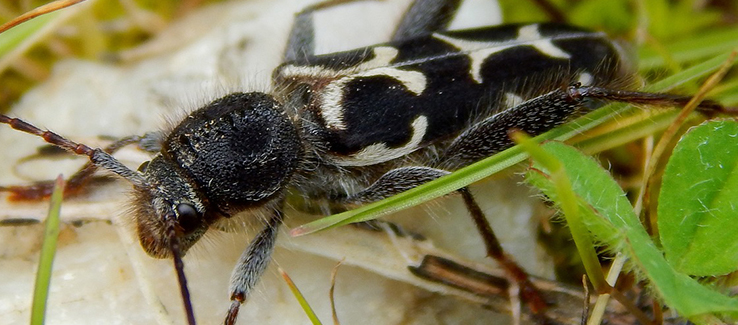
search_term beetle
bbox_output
[0,0,732,324]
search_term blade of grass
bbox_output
[330,261,343,325]
[279,267,322,325]
[0,0,90,73]
[586,254,627,325]
[0,0,86,33]
[512,131,607,291]
[638,28,738,70]
[30,175,65,325]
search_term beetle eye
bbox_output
[175,203,200,234]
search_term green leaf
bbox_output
[525,142,738,319]
[524,142,644,259]
[659,120,738,276]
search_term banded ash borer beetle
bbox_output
[0,0,733,323]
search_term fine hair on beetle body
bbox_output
[1,0,735,324]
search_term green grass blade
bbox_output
[514,133,607,292]
[638,28,738,70]
[0,12,58,58]
[279,268,322,325]
[0,1,88,73]
[644,51,738,92]
[30,175,65,325]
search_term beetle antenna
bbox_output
[567,85,737,115]
[165,214,197,325]
[0,114,149,188]
[0,114,197,322]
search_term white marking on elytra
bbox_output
[359,47,400,70]
[320,83,350,130]
[334,115,429,166]
[518,24,570,58]
[319,46,427,130]
[434,24,572,83]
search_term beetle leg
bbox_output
[225,207,284,325]
[345,166,449,203]
[456,187,549,316]
[438,86,589,168]
[284,0,379,62]
[392,0,462,41]
[439,83,732,168]
[284,0,466,61]
[344,166,550,318]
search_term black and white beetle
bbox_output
[0,0,731,323]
